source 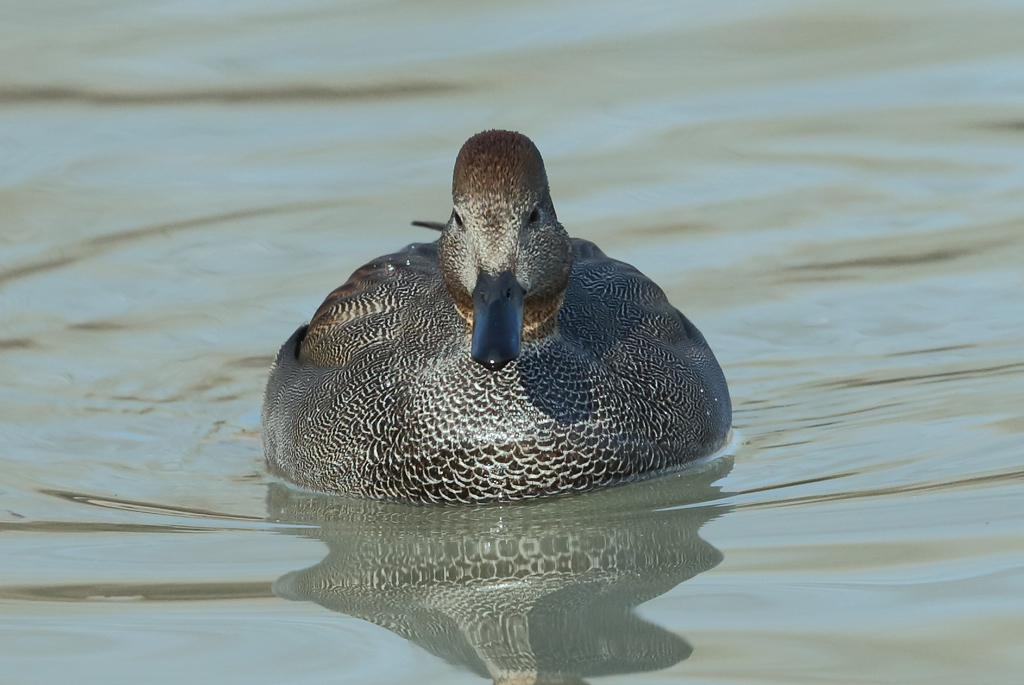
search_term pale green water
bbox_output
[2,1,1024,683]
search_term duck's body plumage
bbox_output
[262,130,731,503]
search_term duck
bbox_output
[262,129,731,504]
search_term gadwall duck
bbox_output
[262,130,731,503]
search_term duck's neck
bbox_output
[522,292,564,343]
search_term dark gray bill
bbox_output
[471,271,524,371]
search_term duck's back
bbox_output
[262,239,731,503]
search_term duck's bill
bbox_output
[471,271,524,371]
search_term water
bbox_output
[2,1,1023,683]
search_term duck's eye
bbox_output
[452,210,464,228]
[528,207,541,224]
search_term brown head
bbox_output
[438,130,573,371]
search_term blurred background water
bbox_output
[2,0,1023,683]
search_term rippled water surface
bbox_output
[3,1,1024,683]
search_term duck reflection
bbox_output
[267,457,732,684]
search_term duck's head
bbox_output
[438,130,573,372]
